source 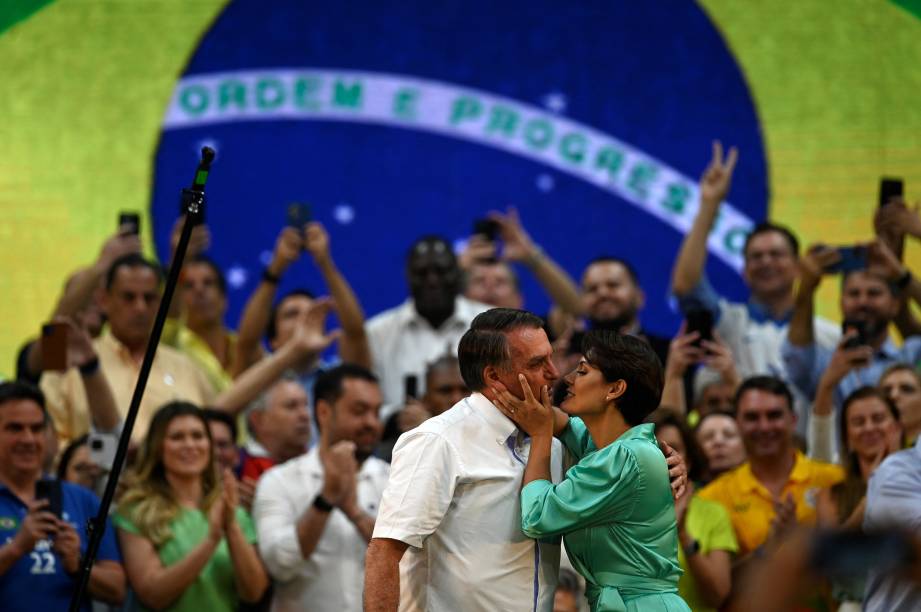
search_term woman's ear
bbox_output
[606,379,627,403]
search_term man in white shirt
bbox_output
[254,364,388,612]
[365,236,490,420]
[365,308,565,611]
[671,143,839,430]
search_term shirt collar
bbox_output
[746,299,792,326]
[877,337,899,360]
[467,392,517,443]
[99,328,136,363]
[788,451,812,484]
[738,450,809,493]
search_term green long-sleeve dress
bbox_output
[521,419,690,612]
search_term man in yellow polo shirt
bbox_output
[699,376,843,559]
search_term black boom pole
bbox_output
[68,146,216,611]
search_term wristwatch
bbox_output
[313,495,335,513]
[683,539,701,557]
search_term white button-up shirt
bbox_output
[365,296,490,420]
[373,392,563,612]
[254,447,390,612]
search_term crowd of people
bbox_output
[1,140,920,611]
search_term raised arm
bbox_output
[672,142,738,297]
[213,300,339,414]
[788,246,838,347]
[303,222,370,368]
[67,321,121,432]
[233,227,303,376]
[494,208,583,316]
[660,327,702,415]
[25,229,141,379]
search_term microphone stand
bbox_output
[68,146,216,611]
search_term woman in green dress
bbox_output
[492,330,690,612]
[114,402,268,611]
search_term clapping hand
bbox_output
[319,429,358,508]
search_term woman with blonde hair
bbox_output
[114,401,267,611]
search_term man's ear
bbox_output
[483,365,501,387]
[605,379,627,403]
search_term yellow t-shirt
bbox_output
[699,452,844,556]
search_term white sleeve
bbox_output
[253,467,313,582]
[864,452,921,532]
[372,431,461,548]
[807,412,838,463]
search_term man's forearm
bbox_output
[82,369,121,432]
[672,205,717,296]
[660,374,687,416]
[346,510,376,543]
[295,506,333,560]
[364,539,403,612]
[315,256,371,367]
[54,264,103,320]
[524,249,584,316]
[214,344,301,413]
[787,283,816,347]
[233,281,279,376]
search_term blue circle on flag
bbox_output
[151,0,767,336]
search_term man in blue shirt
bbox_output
[0,381,124,611]
[782,244,921,409]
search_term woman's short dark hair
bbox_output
[581,330,663,426]
[458,308,545,391]
[650,411,708,482]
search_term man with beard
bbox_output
[253,364,387,612]
[672,143,840,415]
[699,377,842,562]
[783,243,921,410]
[365,236,490,420]
[580,256,671,365]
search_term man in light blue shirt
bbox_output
[782,248,921,410]
[863,435,921,611]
